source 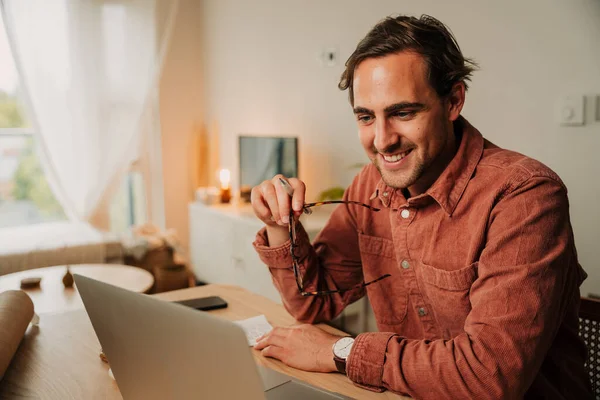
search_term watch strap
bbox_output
[333,355,347,375]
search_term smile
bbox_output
[381,149,412,163]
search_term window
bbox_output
[0,9,150,233]
[110,168,147,233]
[0,13,65,229]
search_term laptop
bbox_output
[74,274,351,400]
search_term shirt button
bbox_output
[418,307,427,317]
[383,191,389,197]
[401,260,410,269]
[401,209,410,219]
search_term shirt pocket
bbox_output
[358,233,408,325]
[416,261,478,339]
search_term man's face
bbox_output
[353,52,460,195]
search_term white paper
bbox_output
[234,314,273,346]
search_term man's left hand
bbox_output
[254,324,340,373]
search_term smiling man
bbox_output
[250,15,592,399]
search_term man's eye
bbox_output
[394,111,415,119]
[357,115,373,123]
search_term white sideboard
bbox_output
[189,202,331,302]
[188,201,375,334]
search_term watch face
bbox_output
[333,337,355,359]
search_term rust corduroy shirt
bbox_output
[253,117,591,399]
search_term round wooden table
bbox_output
[0,264,154,314]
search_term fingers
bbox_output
[254,327,288,350]
[263,182,283,225]
[272,175,291,225]
[254,332,271,347]
[250,187,272,223]
[287,178,306,215]
[250,181,281,225]
[250,175,306,226]
[255,330,271,343]
[261,345,285,361]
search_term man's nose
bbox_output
[373,118,397,152]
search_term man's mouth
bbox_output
[381,149,412,163]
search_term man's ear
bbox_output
[446,82,465,122]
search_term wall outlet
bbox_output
[555,95,585,126]
[319,47,338,67]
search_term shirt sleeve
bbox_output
[346,176,584,399]
[253,177,366,323]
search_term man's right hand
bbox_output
[250,175,306,247]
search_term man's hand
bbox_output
[250,175,306,247]
[254,324,340,373]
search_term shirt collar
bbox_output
[428,117,483,215]
[370,116,484,215]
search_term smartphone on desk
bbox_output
[176,296,228,311]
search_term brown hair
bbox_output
[339,14,478,104]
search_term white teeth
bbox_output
[383,151,409,162]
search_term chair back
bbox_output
[579,297,600,398]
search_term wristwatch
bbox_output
[332,336,355,375]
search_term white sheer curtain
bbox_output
[0,0,177,223]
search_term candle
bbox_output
[219,169,231,203]
[219,169,230,189]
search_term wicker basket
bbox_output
[124,246,174,274]
[125,246,192,293]
[152,263,191,293]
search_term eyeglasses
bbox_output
[289,200,392,296]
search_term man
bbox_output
[251,14,591,399]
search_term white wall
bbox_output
[196,0,600,294]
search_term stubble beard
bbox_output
[372,155,426,190]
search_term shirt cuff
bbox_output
[346,332,397,391]
[253,224,311,269]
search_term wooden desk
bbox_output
[0,284,407,399]
[0,264,155,314]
